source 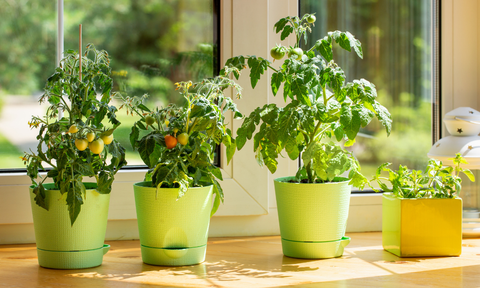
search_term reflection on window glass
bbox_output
[300,0,432,183]
[0,0,216,169]
[0,1,56,170]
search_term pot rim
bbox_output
[133,181,213,190]
[382,192,461,200]
[30,182,98,190]
[274,176,349,184]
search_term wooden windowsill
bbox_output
[0,232,479,287]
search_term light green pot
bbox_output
[274,177,351,259]
[133,182,213,266]
[29,183,110,269]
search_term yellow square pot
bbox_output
[382,193,462,257]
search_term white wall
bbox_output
[442,0,480,129]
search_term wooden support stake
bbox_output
[79,24,82,81]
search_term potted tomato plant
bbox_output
[372,154,475,257]
[22,45,127,269]
[222,14,392,259]
[121,68,242,266]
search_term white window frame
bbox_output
[1,0,471,244]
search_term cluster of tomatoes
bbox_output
[69,125,113,154]
[145,115,189,150]
[270,14,315,62]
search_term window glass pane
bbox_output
[300,0,432,186]
[0,1,217,170]
[0,1,56,170]
[64,0,216,166]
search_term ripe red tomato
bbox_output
[165,135,177,149]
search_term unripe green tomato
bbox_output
[306,14,316,23]
[177,133,189,145]
[270,46,285,60]
[288,48,304,60]
[145,116,155,126]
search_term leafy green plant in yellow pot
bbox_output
[22,45,127,269]
[121,68,242,266]
[372,154,475,257]
[222,14,392,259]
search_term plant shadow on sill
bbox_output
[268,264,480,288]
[64,254,323,284]
[26,248,479,287]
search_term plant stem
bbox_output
[323,85,327,105]
[267,64,279,73]
[310,121,322,142]
[305,161,314,183]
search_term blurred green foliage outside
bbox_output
[0,0,216,168]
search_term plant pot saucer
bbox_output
[140,245,207,266]
[281,237,351,259]
[37,244,110,269]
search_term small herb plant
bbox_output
[372,154,475,199]
[222,14,392,188]
[23,45,127,225]
[121,68,242,215]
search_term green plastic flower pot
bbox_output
[29,183,110,269]
[274,177,351,259]
[133,182,213,266]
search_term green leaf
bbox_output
[47,169,59,178]
[344,139,355,147]
[462,169,476,182]
[274,18,288,33]
[152,165,172,187]
[211,165,223,181]
[280,25,294,41]
[137,133,165,168]
[291,76,310,106]
[148,144,164,170]
[376,162,391,178]
[285,136,300,160]
[271,72,284,96]
[340,104,352,127]
[66,181,84,226]
[236,133,247,150]
[225,137,236,164]
[247,57,269,89]
[315,37,333,61]
[328,31,363,59]
[108,140,127,171]
[137,103,151,112]
[74,160,95,177]
[130,124,140,149]
[302,141,322,165]
[210,178,224,217]
[33,185,48,211]
[97,171,114,194]
[263,143,279,174]
[377,181,391,192]
[372,102,392,136]
[345,32,363,59]
[193,168,203,186]
[332,123,345,142]
[348,170,368,189]
[174,171,190,199]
